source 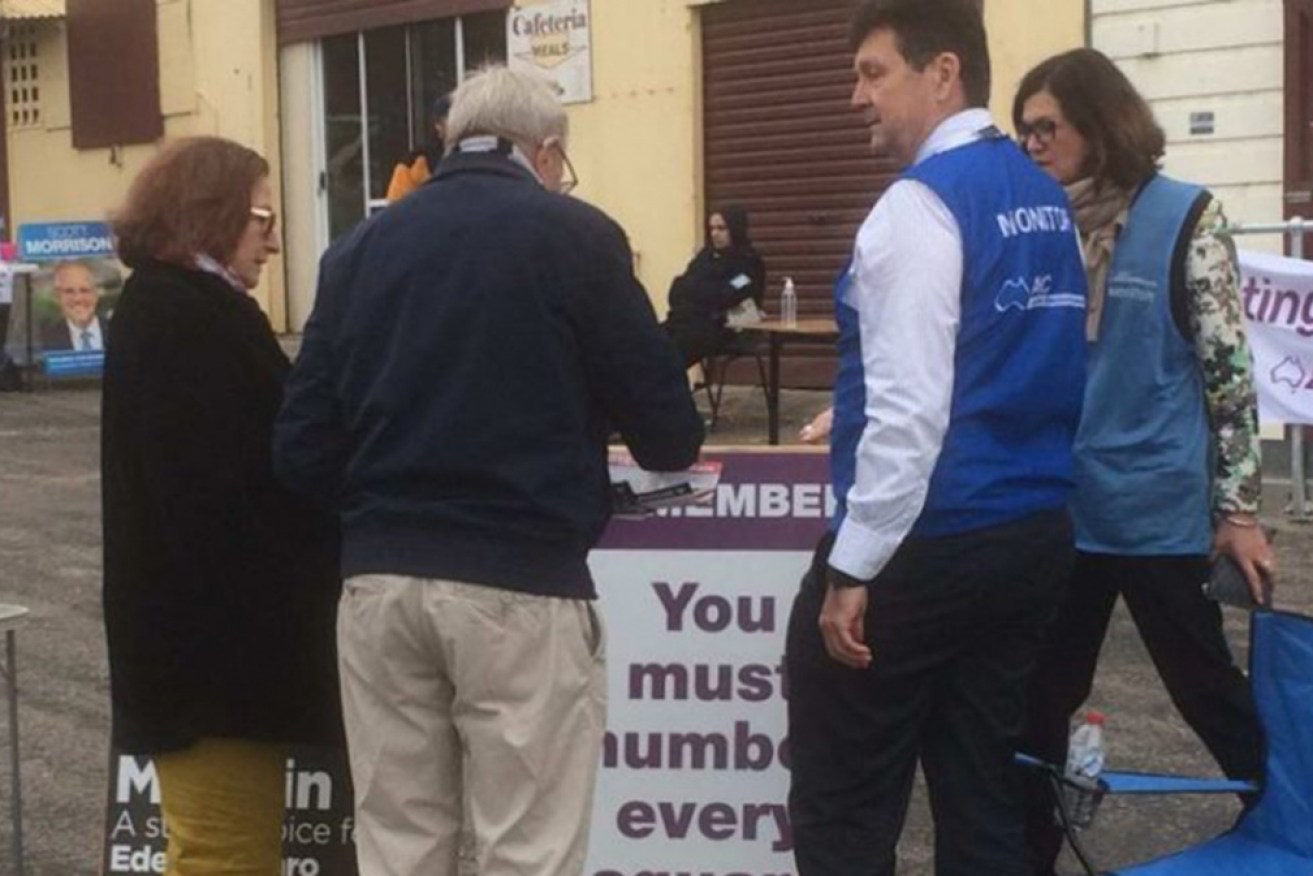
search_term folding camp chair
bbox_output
[1022,609,1313,875]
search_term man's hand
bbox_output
[819,582,873,669]
[1213,516,1275,605]
[799,407,834,444]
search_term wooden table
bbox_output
[740,318,839,445]
[0,604,27,876]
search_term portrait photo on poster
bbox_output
[34,258,120,353]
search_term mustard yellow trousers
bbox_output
[155,737,286,876]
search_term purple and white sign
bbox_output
[587,450,829,876]
[1239,249,1313,425]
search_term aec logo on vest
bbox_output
[995,274,1085,313]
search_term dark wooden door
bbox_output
[701,0,895,388]
[1287,0,1313,254]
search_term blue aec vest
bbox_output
[830,136,1087,537]
[1073,174,1212,554]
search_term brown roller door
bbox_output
[702,0,896,388]
[277,0,509,45]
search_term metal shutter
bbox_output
[702,0,895,388]
[276,0,509,45]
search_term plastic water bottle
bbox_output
[1063,710,1107,830]
[781,276,797,327]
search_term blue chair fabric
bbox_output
[1112,610,1313,875]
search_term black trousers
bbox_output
[1020,552,1265,876]
[664,319,734,369]
[786,510,1074,876]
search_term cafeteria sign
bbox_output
[507,0,593,105]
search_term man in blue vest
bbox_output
[784,2,1088,875]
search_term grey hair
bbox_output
[445,65,568,151]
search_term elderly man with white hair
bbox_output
[275,66,703,876]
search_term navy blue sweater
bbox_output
[274,153,704,598]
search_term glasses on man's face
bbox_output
[250,206,278,236]
[549,140,578,196]
[1016,117,1058,150]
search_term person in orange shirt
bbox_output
[385,95,451,204]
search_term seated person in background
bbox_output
[41,260,107,351]
[385,95,451,204]
[664,205,766,367]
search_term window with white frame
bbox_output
[321,11,507,241]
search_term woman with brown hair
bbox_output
[1012,49,1271,874]
[102,136,341,874]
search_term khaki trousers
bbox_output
[338,575,607,876]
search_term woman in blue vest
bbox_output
[1013,48,1273,874]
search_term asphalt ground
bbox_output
[0,382,1309,875]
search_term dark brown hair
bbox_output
[850,0,991,108]
[113,137,269,269]
[1012,48,1165,189]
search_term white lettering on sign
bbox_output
[656,484,835,520]
[108,844,166,873]
[115,757,159,805]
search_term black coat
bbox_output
[664,246,767,366]
[276,153,704,599]
[101,260,342,754]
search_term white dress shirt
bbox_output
[828,108,997,582]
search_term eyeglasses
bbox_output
[546,138,578,196]
[250,206,278,235]
[1015,118,1058,148]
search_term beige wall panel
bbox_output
[1163,138,1283,187]
[1096,5,1280,58]
[158,0,197,116]
[259,0,287,330]
[1114,45,1282,101]
[1211,183,1286,226]
[984,0,1086,129]
[553,0,702,314]
[190,0,267,143]
[1094,0,1236,13]
[9,116,193,228]
[279,42,322,333]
